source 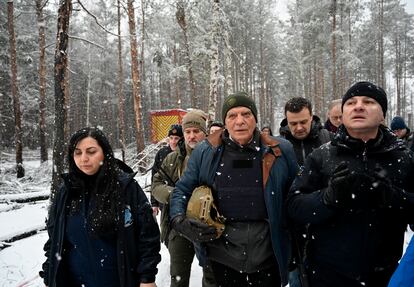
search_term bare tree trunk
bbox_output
[223,29,233,97]
[244,36,249,94]
[395,36,401,116]
[64,39,70,146]
[51,0,71,196]
[117,0,126,161]
[139,0,151,142]
[7,0,24,178]
[140,0,146,96]
[208,0,220,122]
[173,39,181,108]
[378,0,385,88]
[331,0,337,100]
[258,0,265,125]
[176,0,197,107]
[159,66,163,108]
[35,0,48,163]
[338,2,344,97]
[85,46,92,126]
[127,0,145,154]
[403,26,408,118]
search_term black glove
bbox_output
[323,162,372,208]
[171,215,217,242]
[322,162,352,207]
[370,167,404,208]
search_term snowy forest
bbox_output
[1,1,414,285]
[1,0,414,181]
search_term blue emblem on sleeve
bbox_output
[124,205,133,227]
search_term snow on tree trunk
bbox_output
[127,0,145,155]
[331,0,337,101]
[7,0,24,178]
[35,0,48,163]
[117,0,126,162]
[51,0,71,196]
[378,0,385,89]
[173,40,181,108]
[208,0,220,122]
[223,28,233,97]
[176,0,198,108]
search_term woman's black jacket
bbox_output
[40,162,161,287]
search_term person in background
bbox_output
[40,127,161,287]
[261,125,273,136]
[208,120,224,135]
[390,116,414,151]
[287,81,414,287]
[150,124,183,215]
[152,110,215,287]
[324,99,342,133]
[169,92,298,286]
[279,97,332,167]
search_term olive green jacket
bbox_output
[151,142,190,243]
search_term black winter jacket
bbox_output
[287,125,414,285]
[40,162,161,287]
[400,127,414,152]
[279,115,333,166]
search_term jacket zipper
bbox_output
[362,144,368,171]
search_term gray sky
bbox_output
[402,0,414,15]
[276,0,414,20]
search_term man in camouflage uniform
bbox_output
[151,110,215,287]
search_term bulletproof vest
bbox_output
[214,144,267,221]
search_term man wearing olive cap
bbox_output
[170,91,298,286]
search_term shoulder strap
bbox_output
[260,132,282,188]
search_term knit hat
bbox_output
[221,92,258,122]
[182,110,207,134]
[390,116,407,131]
[208,120,224,129]
[342,81,388,117]
[168,124,183,137]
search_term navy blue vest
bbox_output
[214,138,268,221]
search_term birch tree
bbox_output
[208,0,220,121]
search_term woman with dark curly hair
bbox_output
[40,127,161,287]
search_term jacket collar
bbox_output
[332,124,405,154]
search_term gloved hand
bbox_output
[370,166,404,208]
[322,162,352,208]
[322,162,371,208]
[171,215,217,242]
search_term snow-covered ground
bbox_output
[0,149,203,287]
[0,149,413,287]
[0,209,202,287]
